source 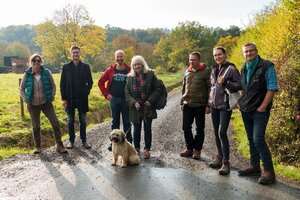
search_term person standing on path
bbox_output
[20,53,67,154]
[60,45,93,149]
[98,50,132,151]
[237,42,278,185]
[208,46,241,175]
[125,55,161,159]
[180,52,211,160]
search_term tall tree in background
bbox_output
[35,4,106,69]
[4,42,31,58]
[111,34,139,64]
[153,21,216,72]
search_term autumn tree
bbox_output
[35,4,106,69]
[230,0,300,166]
[215,35,239,57]
[153,21,216,72]
[111,34,139,64]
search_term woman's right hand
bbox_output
[135,102,141,110]
[62,100,67,108]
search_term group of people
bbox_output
[98,50,161,159]
[20,46,93,154]
[179,42,278,185]
[20,42,281,185]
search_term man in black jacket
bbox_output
[237,42,278,185]
[60,46,93,149]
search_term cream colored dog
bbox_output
[109,129,140,167]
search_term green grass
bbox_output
[0,147,32,159]
[231,110,300,183]
[0,71,183,160]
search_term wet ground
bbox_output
[0,90,299,199]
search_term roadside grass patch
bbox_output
[231,110,300,183]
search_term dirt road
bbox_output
[0,90,299,199]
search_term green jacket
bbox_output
[125,71,161,123]
[181,66,211,107]
[24,67,53,103]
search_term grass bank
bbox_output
[231,110,300,183]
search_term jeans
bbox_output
[110,96,132,142]
[27,102,62,148]
[241,111,274,172]
[66,100,87,144]
[182,105,206,151]
[211,107,232,161]
[133,118,152,150]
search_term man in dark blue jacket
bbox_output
[237,42,278,185]
[60,46,93,149]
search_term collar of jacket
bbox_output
[187,63,206,72]
[111,63,131,72]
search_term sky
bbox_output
[0,0,275,30]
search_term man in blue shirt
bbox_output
[237,42,278,185]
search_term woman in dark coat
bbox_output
[208,46,241,175]
[125,55,161,159]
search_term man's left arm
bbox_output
[257,64,278,112]
[86,64,93,92]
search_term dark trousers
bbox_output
[133,118,152,150]
[110,96,132,142]
[241,111,274,172]
[66,100,87,143]
[211,107,232,161]
[182,105,206,151]
[27,102,62,148]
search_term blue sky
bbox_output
[0,0,275,29]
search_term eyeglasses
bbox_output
[243,49,256,54]
[32,59,41,63]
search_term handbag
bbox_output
[222,66,241,110]
[225,88,240,110]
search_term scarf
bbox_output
[245,55,259,85]
[132,73,147,106]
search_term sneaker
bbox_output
[258,171,276,185]
[238,165,261,176]
[209,157,222,168]
[82,142,91,149]
[144,150,151,159]
[192,149,201,160]
[180,149,193,157]
[33,147,42,154]
[218,163,230,175]
[56,143,67,153]
[66,142,75,149]
[107,143,112,151]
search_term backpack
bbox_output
[154,79,168,110]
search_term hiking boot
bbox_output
[82,142,91,149]
[66,142,75,149]
[192,149,201,160]
[144,150,151,159]
[180,149,193,157]
[56,143,67,154]
[135,148,140,155]
[209,157,222,168]
[258,171,276,185]
[238,165,261,176]
[33,147,42,154]
[218,162,230,175]
[107,143,112,151]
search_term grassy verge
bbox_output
[231,110,300,183]
[0,72,183,160]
